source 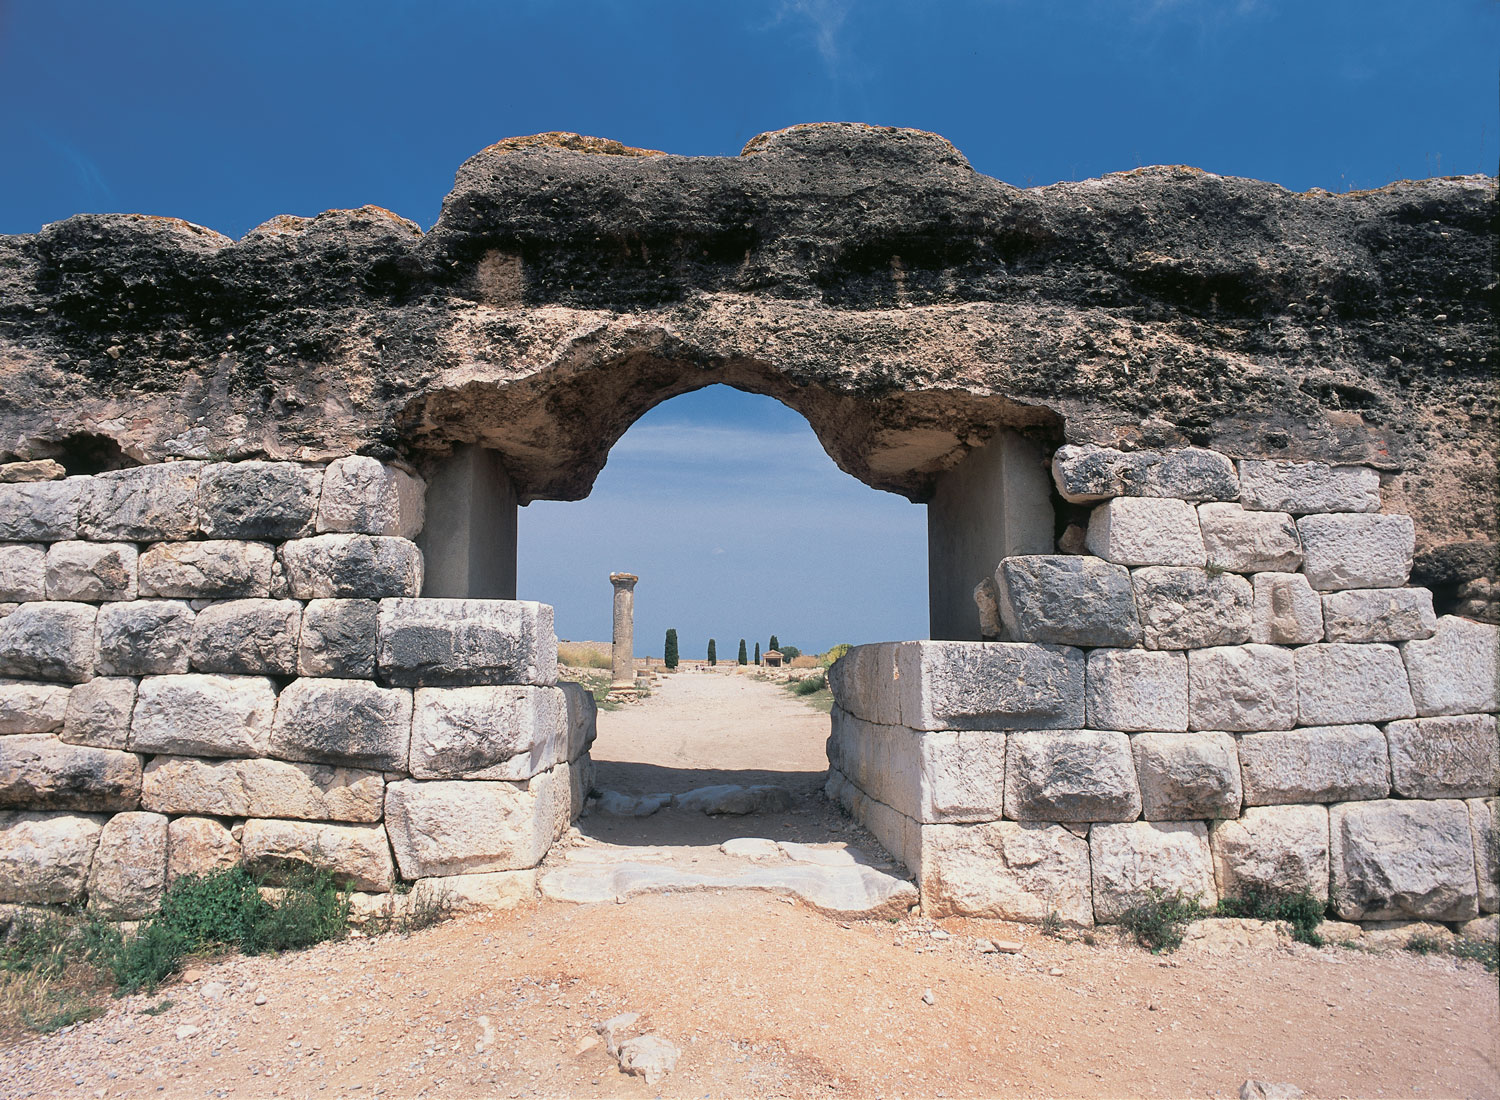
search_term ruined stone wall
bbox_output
[0,458,594,920]
[828,447,1498,928]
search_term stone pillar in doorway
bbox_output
[610,572,639,695]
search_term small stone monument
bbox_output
[609,572,639,701]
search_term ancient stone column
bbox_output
[610,572,638,690]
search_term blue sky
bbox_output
[2,1,1494,652]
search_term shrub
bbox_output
[819,643,852,668]
[663,628,678,669]
[1451,938,1499,973]
[790,672,827,695]
[737,639,748,665]
[707,638,717,665]
[1118,889,1207,953]
[780,645,801,661]
[1215,885,1326,946]
[1404,932,1444,956]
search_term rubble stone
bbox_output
[78,462,202,541]
[1132,567,1252,649]
[86,811,167,920]
[1086,498,1206,567]
[130,674,277,757]
[1294,643,1415,724]
[316,456,425,538]
[1401,616,1499,717]
[414,869,538,914]
[994,556,1141,646]
[138,540,274,599]
[1005,729,1140,822]
[1330,799,1478,921]
[95,600,194,676]
[1132,731,1242,820]
[1050,445,1239,503]
[1385,714,1499,799]
[189,599,301,675]
[280,534,423,598]
[296,598,377,678]
[1090,820,1218,922]
[0,601,97,682]
[166,815,241,881]
[60,677,135,748]
[1237,460,1380,514]
[0,544,46,601]
[1297,513,1414,591]
[0,480,83,541]
[1468,798,1497,913]
[1321,588,1436,644]
[0,460,64,483]
[143,755,385,821]
[0,680,71,734]
[1210,804,1329,902]
[376,598,557,687]
[240,818,395,892]
[198,460,322,539]
[0,734,141,810]
[410,685,569,780]
[1197,504,1302,573]
[920,820,1093,925]
[0,810,105,904]
[1187,644,1297,732]
[1238,724,1390,805]
[1085,649,1188,732]
[268,677,412,770]
[1249,572,1324,645]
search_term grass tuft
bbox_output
[1215,885,1326,946]
[1117,889,1207,953]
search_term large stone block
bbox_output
[1051,445,1239,504]
[60,677,135,748]
[1294,643,1415,724]
[825,643,901,726]
[376,598,557,688]
[1132,731,1241,820]
[44,541,137,602]
[316,456,425,538]
[95,600,193,676]
[1238,724,1390,805]
[920,820,1093,924]
[1297,513,1414,591]
[558,679,598,762]
[894,641,1084,732]
[1401,616,1499,717]
[1237,460,1380,514]
[86,811,167,920]
[413,869,538,914]
[1085,649,1187,732]
[1187,644,1297,732]
[1385,714,1499,800]
[240,818,395,892]
[0,480,84,541]
[410,685,568,781]
[384,767,572,877]
[826,707,925,821]
[296,598,377,678]
[166,815,241,882]
[1197,503,1302,573]
[1469,798,1498,913]
[1249,572,1324,645]
[130,674,277,757]
[1005,729,1140,822]
[995,556,1141,646]
[1132,567,1252,650]
[0,734,141,811]
[143,754,385,821]
[0,679,71,734]
[268,677,412,770]
[0,544,46,601]
[280,534,423,598]
[199,460,322,539]
[0,601,96,682]
[138,540,274,599]
[1090,820,1217,922]
[0,810,105,904]
[1086,497,1206,567]
[1330,799,1478,921]
[1321,588,1436,644]
[1210,804,1330,902]
[189,599,301,675]
[917,730,1007,823]
[78,462,202,541]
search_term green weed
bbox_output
[1215,886,1326,946]
[1117,889,1207,953]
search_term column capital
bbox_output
[609,572,639,588]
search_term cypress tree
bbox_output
[737,638,748,665]
[754,642,761,665]
[769,634,780,653]
[664,628,679,670]
[707,638,717,666]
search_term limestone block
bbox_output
[268,677,412,771]
[1132,731,1241,820]
[1468,798,1497,913]
[1238,724,1390,805]
[1250,573,1324,645]
[0,601,96,682]
[1321,588,1436,644]
[410,685,569,781]
[1051,445,1239,504]
[0,479,84,541]
[995,556,1141,647]
[558,679,598,762]
[280,534,423,599]
[240,818,395,892]
[1401,616,1499,717]
[1005,729,1140,822]
[138,540,274,599]
[826,707,920,820]
[1297,513,1414,591]
[1089,820,1218,922]
[825,643,901,726]
[166,815,242,882]
[1197,503,1302,573]
[920,820,1093,924]
[918,730,1007,823]
[130,674,277,757]
[1294,643,1415,725]
[60,677,135,748]
[199,460,323,539]
[1237,460,1380,514]
[0,810,105,904]
[1385,714,1499,800]
[894,641,1084,732]
[95,600,193,676]
[384,767,573,877]
[1085,498,1206,567]
[78,462,202,541]
[43,541,137,602]
[1187,644,1297,732]
[316,456,425,538]
[1085,649,1187,732]
[296,598,377,678]
[188,599,301,675]
[1330,799,1478,921]
[86,811,167,920]
[0,734,141,811]
[0,460,65,483]
[0,544,45,601]
[143,755,385,821]
[376,598,557,687]
[415,869,538,914]
[0,679,71,734]
[1210,804,1330,902]
[1132,567,1252,650]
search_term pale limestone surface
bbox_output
[1090,820,1217,921]
[1237,724,1390,805]
[559,680,598,762]
[0,810,104,904]
[95,600,193,675]
[1297,513,1414,591]
[376,598,558,687]
[1209,804,1330,902]
[142,755,385,821]
[0,480,83,541]
[198,460,322,540]
[138,540,274,599]
[0,735,142,811]
[1051,444,1239,503]
[1187,644,1297,732]
[316,456,425,539]
[86,810,167,920]
[60,677,134,748]
[920,820,1093,924]
[0,602,97,682]
[1132,567,1251,649]
[994,556,1141,646]
[1468,798,1497,912]
[826,643,901,726]
[414,869,537,913]
[269,677,413,770]
[1237,460,1380,514]
[1330,799,1478,921]
[166,814,241,881]
[1249,572,1324,645]
[672,785,794,815]
[130,674,278,758]
[1197,504,1302,573]
[1294,643,1415,724]
[296,598,377,678]
[915,730,1007,823]
[1384,715,1499,799]
[972,577,1002,639]
[0,544,45,602]
[0,680,70,734]
[1004,729,1140,822]
[1131,731,1241,820]
[1321,588,1436,644]
[409,685,569,780]
[78,463,202,541]
[44,542,137,601]
[279,534,423,599]
[1084,649,1188,732]
[189,599,301,675]
[240,818,395,892]
[1086,497,1206,567]
[1401,616,1499,717]
[893,641,1084,731]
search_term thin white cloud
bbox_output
[774,0,853,71]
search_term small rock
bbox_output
[930,929,951,940]
[594,1011,640,1056]
[199,981,227,1001]
[921,989,936,1005]
[175,1024,200,1040]
[975,939,998,953]
[182,968,205,983]
[994,940,1024,953]
[573,1035,600,1056]
[1240,1081,1304,1100]
[254,992,267,1006]
[1049,967,1064,976]
[616,1034,681,1086]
